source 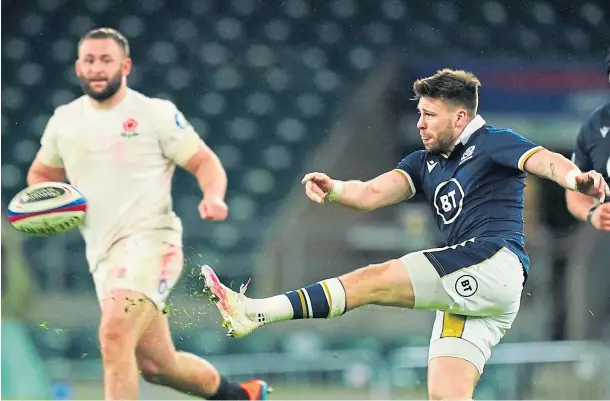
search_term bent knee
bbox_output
[99,294,156,352]
[99,316,128,339]
[138,357,165,383]
[99,315,139,357]
[99,329,131,361]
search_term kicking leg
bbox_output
[136,309,269,400]
[200,258,418,338]
[338,258,416,308]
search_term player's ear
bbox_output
[121,58,132,77]
[455,109,468,127]
[74,59,81,77]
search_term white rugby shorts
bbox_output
[92,230,183,310]
[400,239,524,374]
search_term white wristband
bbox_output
[565,168,580,191]
[326,180,343,202]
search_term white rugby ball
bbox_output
[7,182,87,237]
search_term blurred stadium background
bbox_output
[2,0,610,399]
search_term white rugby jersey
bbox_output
[36,88,205,270]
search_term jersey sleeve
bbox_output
[36,113,64,168]
[489,129,544,171]
[156,100,206,166]
[393,151,423,199]
[571,124,593,171]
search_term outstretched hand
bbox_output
[575,171,610,203]
[301,172,334,204]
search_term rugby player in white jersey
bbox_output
[27,28,270,401]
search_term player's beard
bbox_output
[425,126,456,155]
[79,70,123,102]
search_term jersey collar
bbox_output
[84,87,132,112]
[455,114,486,146]
[439,115,486,159]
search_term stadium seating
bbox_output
[3,0,608,292]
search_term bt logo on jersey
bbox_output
[433,178,465,224]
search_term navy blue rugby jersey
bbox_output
[395,115,543,274]
[571,102,610,201]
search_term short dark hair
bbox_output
[78,27,130,57]
[413,69,481,115]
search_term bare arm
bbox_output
[27,159,66,186]
[565,190,595,222]
[524,148,608,203]
[522,149,579,189]
[181,144,227,200]
[303,170,414,212]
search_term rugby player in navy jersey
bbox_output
[566,48,610,231]
[201,69,609,400]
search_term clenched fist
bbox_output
[199,196,228,221]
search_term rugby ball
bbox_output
[7,182,87,237]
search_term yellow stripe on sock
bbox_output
[320,281,333,318]
[296,289,308,318]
